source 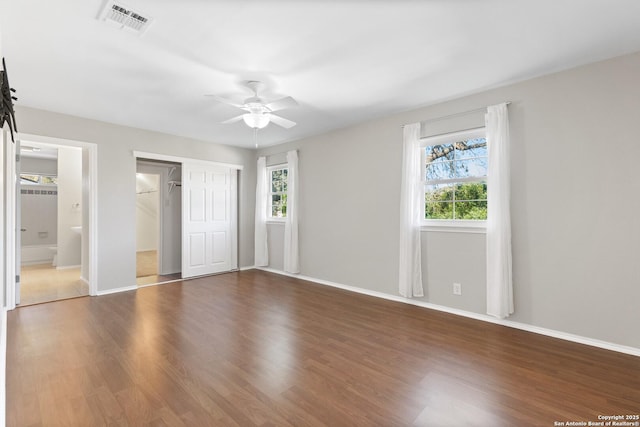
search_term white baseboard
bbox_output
[239,265,257,271]
[0,308,7,427]
[56,264,81,270]
[256,267,640,358]
[96,285,137,296]
[20,260,54,266]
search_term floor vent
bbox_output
[97,0,153,35]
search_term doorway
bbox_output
[4,133,98,310]
[136,159,182,286]
[18,141,89,305]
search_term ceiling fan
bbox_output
[208,81,298,130]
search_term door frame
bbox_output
[133,151,242,277]
[135,161,167,276]
[5,133,98,309]
[3,133,17,309]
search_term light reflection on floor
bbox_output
[20,263,88,306]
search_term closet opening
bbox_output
[136,159,182,286]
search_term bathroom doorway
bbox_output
[136,159,182,286]
[18,142,88,305]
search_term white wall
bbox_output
[135,173,159,252]
[0,132,4,300]
[21,157,56,175]
[20,157,57,249]
[1,26,8,427]
[0,130,5,427]
[56,146,82,267]
[258,51,640,350]
[15,106,256,292]
[19,185,57,246]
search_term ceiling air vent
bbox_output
[97,0,153,35]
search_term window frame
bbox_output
[421,127,488,232]
[267,163,288,223]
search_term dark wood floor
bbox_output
[6,270,640,426]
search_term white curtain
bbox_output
[398,123,424,298]
[284,150,300,273]
[254,156,269,266]
[486,103,513,318]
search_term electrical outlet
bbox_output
[453,282,462,295]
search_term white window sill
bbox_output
[421,220,486,234]
[267,219,286,225]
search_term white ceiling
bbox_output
[2,0,640,148]
[20,142,57,160]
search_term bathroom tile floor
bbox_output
[19,250,183,306]
[19,264,88,306]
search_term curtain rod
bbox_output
[259,149,296,161]
[402,102,511,128]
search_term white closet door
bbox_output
[182,163,236,278]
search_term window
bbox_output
[268,165,288,219]
[423,128,487,222]
[20,173,58,185]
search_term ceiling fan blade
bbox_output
[265,96,298,112]
[221,115,244,124]
[269,114,296,129]
[205,94,244,109]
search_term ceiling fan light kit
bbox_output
[243,112,270,129]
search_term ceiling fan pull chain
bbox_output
[254,127,258,148]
